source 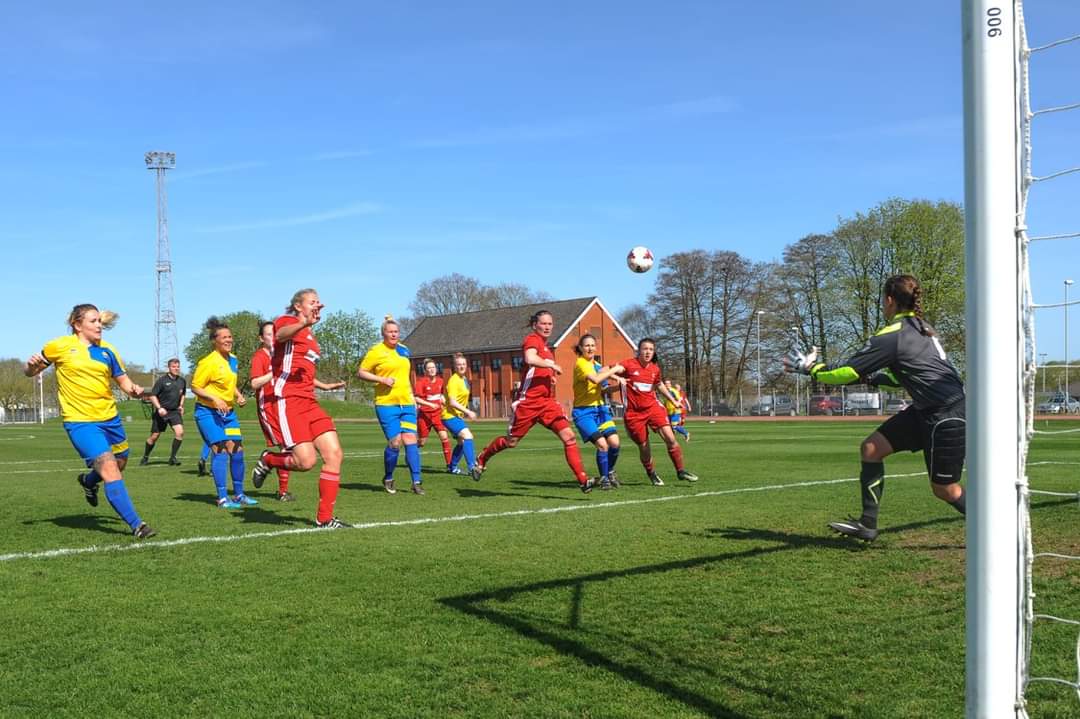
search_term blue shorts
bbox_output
[64,416,129,466]
[669,413,683,424]
[443,416,469,437]
[375,405,418,439]
[194,404,243,445]
[572,406,618,443]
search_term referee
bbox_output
[140,358,187,466]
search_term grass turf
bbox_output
[0,418,1078,718]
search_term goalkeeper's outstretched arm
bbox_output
[809,331,899,386]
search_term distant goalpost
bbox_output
[962,1,1080,717]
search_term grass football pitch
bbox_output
[1,418,1078,718]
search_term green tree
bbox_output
[184,311,265,393]
[0,358,33,413]
[318,308,379,401]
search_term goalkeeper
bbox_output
[784,274,966,542]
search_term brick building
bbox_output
[403,297,636,418]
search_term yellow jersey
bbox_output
[664,388,682,415]
[572,357,604,407]
[192,351,239,409]
[360,342,415,406]
[42,335,126,422]
[442,373,471,420]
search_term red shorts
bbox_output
[417,410,447,439]
[508,397,569,438]
[624,404,670,445]
[256,398,277,448]
[264,395,336,449]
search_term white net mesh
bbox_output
[1016,3,1080,714]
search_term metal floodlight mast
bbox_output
[145,151,179,376]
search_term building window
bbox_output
[436,361,444,373]
[415,362,425,374]
[511,356,524,370]
[491,358,503,370]
[471,359,482,373]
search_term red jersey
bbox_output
[414,375,445,414]
[272,315,321,399]
[519,332,555,400]
[620,357,665,413]
[250,347,274,402]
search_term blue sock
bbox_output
[462,439,477,470]
[405,443,422,484]
[230,450,245,496]
[83,469,102,487]
[608,445,620,470]
[201,443,211,461]
[675,425,689,438]
[384,446,400,480]
[103,480,141,530]
[450,442,464,469]
[211,452,229,500]
[596,449,610,478]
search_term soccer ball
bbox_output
[627,246,654,273]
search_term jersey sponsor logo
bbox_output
[633,382,653,392]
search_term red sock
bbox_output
[667,444,685,472]
[277,469,290,494]
[642,458,655,473]
[479,436,510,465]
[563,439,589,484]
[264,451,295,470]
[440,437,452,465]
[317,470,340,523]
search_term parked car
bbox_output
[1038,393,1080,414]
[883,397,911,414]
[809,395,843,416]
[701,402,739,417]
[748,395,796,416]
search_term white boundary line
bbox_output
[0,470,930,564]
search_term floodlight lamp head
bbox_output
[1066,279,1075,286]
[144,151,176,170]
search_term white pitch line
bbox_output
[0,471,930,563]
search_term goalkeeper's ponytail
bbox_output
[884,274,936,337]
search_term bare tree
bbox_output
[482,283,554,309]
[409,273,487,317]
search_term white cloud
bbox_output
[194,202,383,234]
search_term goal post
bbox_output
[961,1,1025,717]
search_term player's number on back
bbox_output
[986,7,1002,37]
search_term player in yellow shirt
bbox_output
[442,353,479,474]
[663,380,690,441]
[191,317,254,510]
[357,316,424,494]
[570,334,626,490]
[24,304,155,539]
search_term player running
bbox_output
[472,310,596,493]
[414,358,454,471]
[663,380,690,442]
[357,316,425,495]
[442,353,480,475]
[251,289,349,528]
[139,357,187,466]
[617,339,698,486]
[571,334,625,490]
[250,320,346,502]
[24,305,155,539]
[784,274,966,542]
[191,317,255,510]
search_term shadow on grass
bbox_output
[169,493,308,525]
[452,487,580,502]
[441,546,817,718]
[22,514,130,536]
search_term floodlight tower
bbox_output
[145,151,179,376]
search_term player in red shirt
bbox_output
[472,309,596,493]
[251,288,349,529]
[413,358,454,471]
[618,338,698,486]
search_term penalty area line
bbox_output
[0,471,929,564]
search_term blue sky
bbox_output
[2,1,1077,368]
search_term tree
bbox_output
[0,359,33,412]
[616,304,653,346]
[409,273,553,318]
[317,309,379,401]
[184,311,265,392]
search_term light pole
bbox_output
[1039,352,1048,394]
[756,310,765,410]
[1067,279,1074,401]
[791,326,801,415]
